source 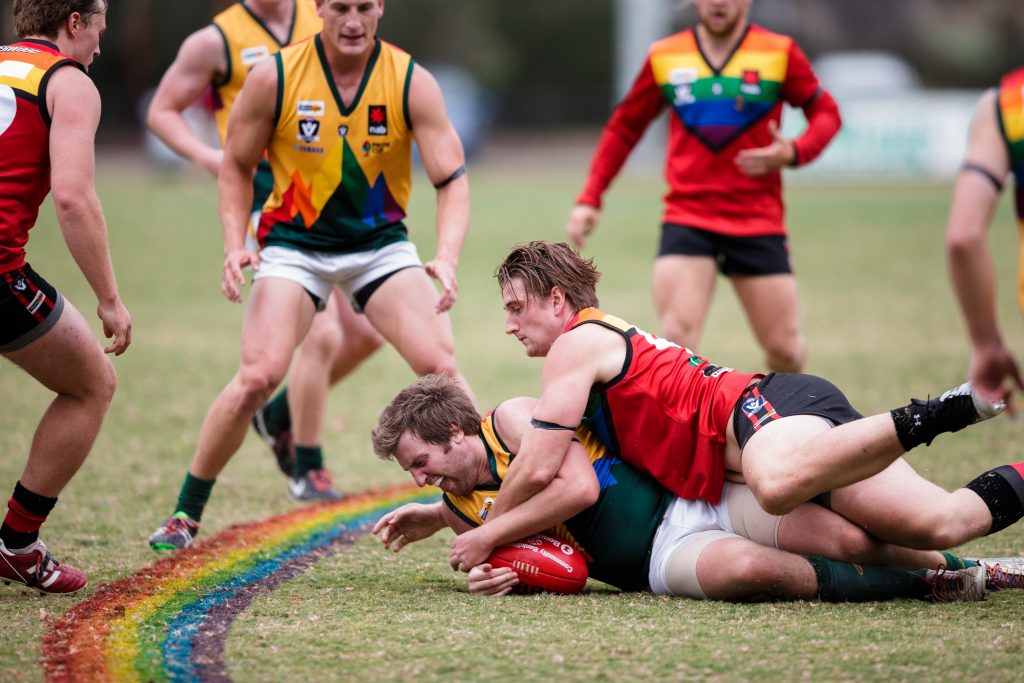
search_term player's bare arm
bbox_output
[146,26,227,177]
[946,89,1023,403]
[407,63,469,313]
[48,66,131,355]
[489,324,625,518]
[218,58,277,302]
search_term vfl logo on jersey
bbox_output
[742,394,766,415]
[297,100,325,117]
[368,105,387,135]
[740,69,762,96]
[240,45,271,67]
[478,496,495,521]
[297,117,320,143]
[338,124,349,137]
[12,276,27,292]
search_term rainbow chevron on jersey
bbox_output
[649,27,791,151]
[40,485,436,683]
[996,66,1024,312]
[257,37,414,254]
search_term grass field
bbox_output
[2,158,1024,682]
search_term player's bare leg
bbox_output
[3,301,116,496]
[731,272,805,373]
[190,277,316,480]
[652,254,717,351]
[288,293,344,450]
[362,267,474,403]
[828,458,994,550]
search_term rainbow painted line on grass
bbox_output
[41,484,435,683]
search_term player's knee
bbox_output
[896,510,968,549]
[749,477,804,516]
[826,525,881,564]
[303,319,344,360]
[659,313,698,348]
[412,355,459,379]
[236,366,283,408]
[764,334,805,374]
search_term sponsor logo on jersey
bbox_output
[362,140,391,157]
[13,276,27,291]
[740,69,762,96]
[240,45,271,66]
[368,105,387,135]
[478,497,494,521]
[337,124,349,137]
[297,100,325,116]
[668,67,698,85]
[26,289,46,314]
[297,117,320,143]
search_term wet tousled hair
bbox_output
[371,374,481,460]
[495,241,600,311]
[13,0,106,40]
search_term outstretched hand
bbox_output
[734,120,794,177]
[969,344,1024,413]
[372,502,446,552]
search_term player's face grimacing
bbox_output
[318,0,383,57]
[394,430,478,497]
[502,277,561,358]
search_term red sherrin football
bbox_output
[487,533,588,594]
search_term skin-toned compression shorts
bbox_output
[647,482,783,598]
[0,264,65,353]
[254,240,421,313]
[659,223,792,276]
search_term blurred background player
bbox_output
[946,66,1024,408]
[147,0,383,500]
[566,0,840,373]
[148,0,472,550]
[0,0,132,593]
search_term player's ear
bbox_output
[449,423,464,444]
[549,286,567,314]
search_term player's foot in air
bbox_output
[251,404,296,477]
[148,512,200,550]
[289,468,343,501]
[0,538,88,594]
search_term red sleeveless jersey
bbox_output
[570,308,761,503]
[0,40,81,274]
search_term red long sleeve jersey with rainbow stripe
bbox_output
[0,41,80,274]
[577,25,841,237]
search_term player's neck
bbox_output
[321,37,377,84]
[245,0,294,34]
[695,21,747,65]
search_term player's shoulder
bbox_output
[47,61,95,97]
[649,27,696,55]
[745,24,796,50]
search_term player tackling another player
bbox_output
[0,0,132,594]
[372,375,1024,602]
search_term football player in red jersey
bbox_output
[445,241,1024,575]
[372,375,1022,603]
[566,0,840,374]
[0,0,131,594]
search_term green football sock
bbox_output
[806,555,931,602]
[294,445,324,478]
[263,388,292,433]
[942,552,978,570]
[175,472,215,522]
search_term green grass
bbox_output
[2,162,1024,681]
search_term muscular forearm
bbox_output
[949,240,1002,346]
[148,108,219,171]
[218,159,255,251]
[54,190,121,303]
[434,175,469,264]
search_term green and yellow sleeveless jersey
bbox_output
[211,0,320,145]
[443,406,673,591]
[257,36,414,253]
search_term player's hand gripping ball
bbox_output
[487,533,587,594]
